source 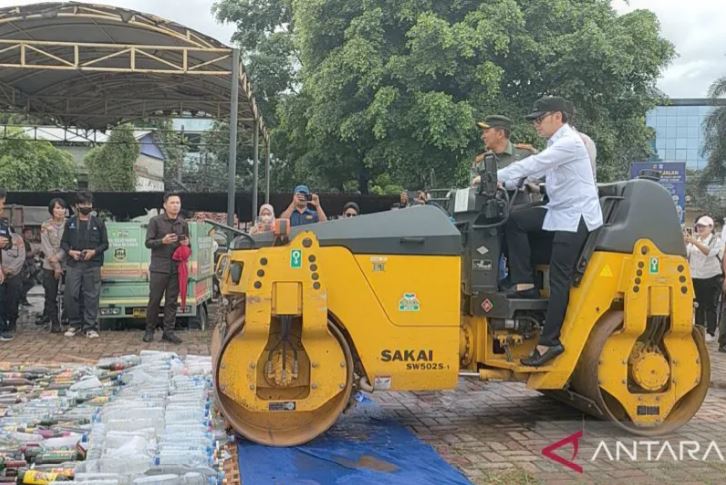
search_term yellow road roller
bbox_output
[212,170,709,446]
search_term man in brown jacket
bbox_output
[143,192,189,344]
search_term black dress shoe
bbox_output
[142,331,154,343]
[521,344,565,367]
[505,287,540,299]
[162,332,182,344]
[50,324,62,334]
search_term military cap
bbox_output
[476,115,512,130]
[524,96,573,120]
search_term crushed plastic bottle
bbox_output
[0,353,225,485]
[132,475,179,484]
[69,377,103,392]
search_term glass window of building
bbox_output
[645,100,721,171]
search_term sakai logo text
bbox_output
[380,349,433,362]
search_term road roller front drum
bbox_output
[213,312,355,446]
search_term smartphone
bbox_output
[305,193,313,201]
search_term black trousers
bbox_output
[21,261,35,301]
[65,265,101,332]
[146,270,180,333]
[43,269,61,326]
[693,276,720,335]
[506,207,589,347]
[0,273,23,331]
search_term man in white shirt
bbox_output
[497,96,603,367]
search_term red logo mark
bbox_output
[481,299,493,312]
[541,431,583,473]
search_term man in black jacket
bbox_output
[60,191,108,339]
[143,192,189,344]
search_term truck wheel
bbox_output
[190,304,208,331]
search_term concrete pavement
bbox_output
[4,287,726,484]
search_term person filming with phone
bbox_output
[60,191,109,339]
[143,192,189,344]
[685,215,723,343]
[281,184,328,227]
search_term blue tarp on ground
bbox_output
[237,395,472,485]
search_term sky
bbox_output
[0,0,724,99]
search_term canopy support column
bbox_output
[226,48,240,227]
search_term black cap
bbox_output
[476,115,512,130]
[524,96,573,120]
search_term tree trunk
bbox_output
[357,167,370,195]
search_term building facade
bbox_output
[645,98,722,170]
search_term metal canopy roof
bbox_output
[0,1,267,144]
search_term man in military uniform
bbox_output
[471,115,536,204]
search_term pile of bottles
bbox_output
[0,352,226,484]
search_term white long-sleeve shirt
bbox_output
[497,123,603,232]
[687,234,723,280]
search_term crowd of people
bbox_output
[0,189,191,344]
[2,95,725,357]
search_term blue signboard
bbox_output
[630,162,686,223]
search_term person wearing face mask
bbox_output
[250,204,276,235]
[685,215,723,343]
[60,191,109,339]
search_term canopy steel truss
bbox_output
[0,2,272,218]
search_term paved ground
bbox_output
[0,287,213,363]
[5,288,726,484]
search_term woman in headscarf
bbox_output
[250,204,275,235]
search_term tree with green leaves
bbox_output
[277,0,673,193]
[700,77,726,187]
[213,0,296,128]
[182,121,249,192]
[85,124,139,191]
[0,131,76,190]
[212,0,673,193]
[689,76,726,218]
[140,119,189,190]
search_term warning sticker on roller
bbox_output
[269,401,296,411]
